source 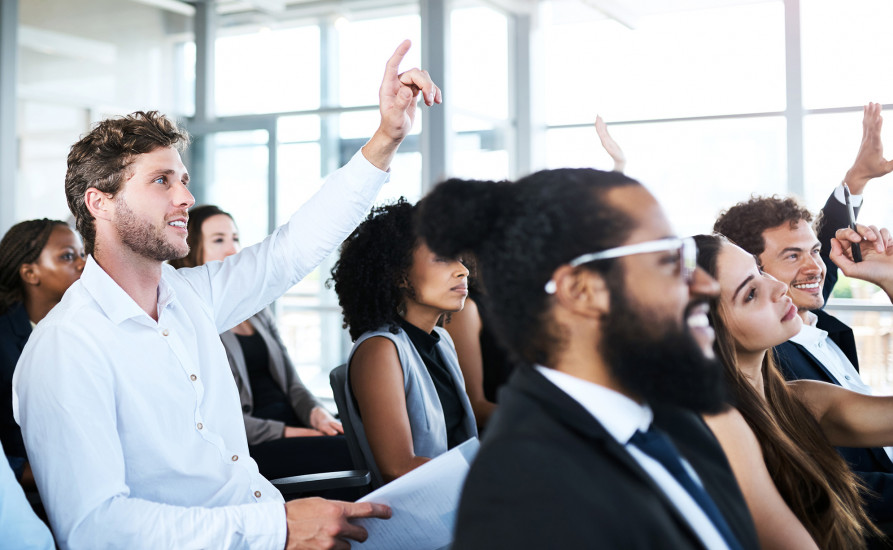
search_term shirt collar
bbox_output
[535,365,652,444]
[789,311,827,347]
[399,317,440,354]
[80,255,175,325]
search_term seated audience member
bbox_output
[13,40,438,549]
[171,205,352,480]
[418,172,759,549]
[330,199,478,487]
[0,439,54,549]
[444,117,628,430]
[695,233,893,549]
[443,276,515,429]
[0,219,85,480]
[713,103,893,528]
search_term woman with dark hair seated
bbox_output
[695,232,893,549]
[171,205,351,479]
[330,198,477,487]
[0,219,84,482]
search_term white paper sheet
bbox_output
[351,437,480,550]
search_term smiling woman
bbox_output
[330,198,478,487]
[0,220,85,481]
[695,233,879,550]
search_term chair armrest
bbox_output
[271,470,371,497]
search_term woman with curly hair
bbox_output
[696,233,891,549]
[0,219,85,481]
[171,205,352,480]
[330,198,478,487]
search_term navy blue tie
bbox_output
[629,428,744,550]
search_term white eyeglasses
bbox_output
[544,237,697,294]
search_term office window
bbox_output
[216,25,320,116]
[540,1,785,125]
[545,116,787,238]
[801,0,893,109]
[208,130,270,248]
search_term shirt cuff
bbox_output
[834,183,864,207]
[246,501,287,550]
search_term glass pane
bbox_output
[18,0,192,115]
[337,14,421,108]
[802,0,893,109]
[278,115,321,143]
[451,6,508,120]
[804,112,893,228]
[540,1,785,125]
[545,117,788,237]
[17,102,86,222]
[207,130,269,248]
[216,25,320,116]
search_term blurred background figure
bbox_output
[0,219,84,483]
[172,205,351,480]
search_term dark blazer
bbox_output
[0,302,31,467]
[773,191,893,522]
[453,366,760,550]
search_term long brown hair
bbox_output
[695,233,878,549]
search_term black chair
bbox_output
[271,469,370,500]
[268,366,371,500]
[329,364,375,494]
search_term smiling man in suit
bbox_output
[714,102,893,534]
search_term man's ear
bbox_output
[550,265,610,319]
[85,187,114,222]
[19,263,39,287]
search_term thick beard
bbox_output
[115,197,187,262]
[601,288,727,415]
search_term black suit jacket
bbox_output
[773,191,893,522]
[453,366,760,549]
[0,302,31,462]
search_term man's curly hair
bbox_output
[65,111,190,255]
[713,195,815,258]
[330,199,417,341]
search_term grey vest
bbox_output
[344,325,478,487]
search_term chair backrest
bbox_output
[329,364,369,474]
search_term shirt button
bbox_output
[845,376,851,380]
[254,491,261,498]
[197,423,203,430]
[162,329,170,337]
[232,455,239,462]
[190,374,197,381]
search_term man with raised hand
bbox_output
[714,102,893,533]
[13,40,439,550]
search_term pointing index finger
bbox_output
[384,39,412,80]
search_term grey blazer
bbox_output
[344,325,478,487]
[220,308,322,444]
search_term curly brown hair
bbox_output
[713,195,814,258]
[65,111,190,255]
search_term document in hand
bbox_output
[351,437,480,549]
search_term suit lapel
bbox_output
[779,341,842,385]
[512,366,710,550]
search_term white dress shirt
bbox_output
[13,150,389,550]
[791,311,893,462]
[536,366,732,550]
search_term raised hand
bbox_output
[595,115,626,173]
[829,224,893,297]
[845,102,893,194]
[363,40,442,171]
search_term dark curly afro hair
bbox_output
[416,171,639,367]
[330,198,418,341]
[713,195,816,258]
